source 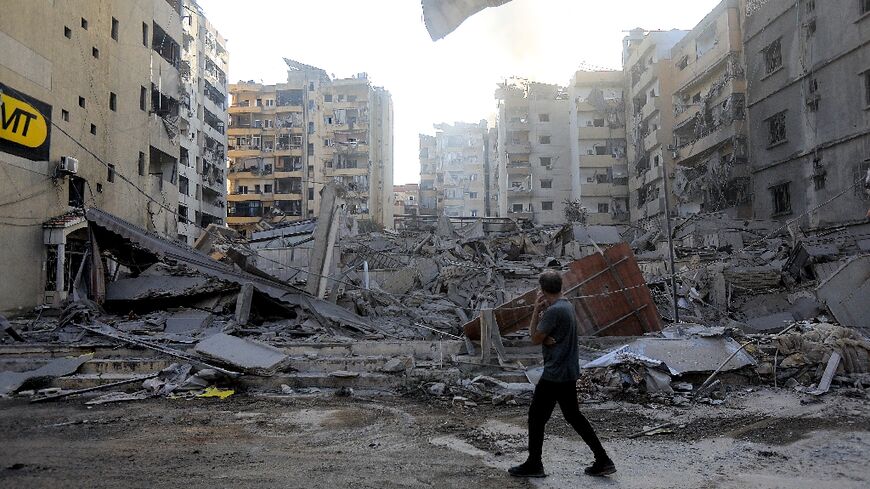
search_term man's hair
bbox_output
[539,271,562,294]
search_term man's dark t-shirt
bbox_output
[536,298,580,382]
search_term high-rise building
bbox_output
[670,0,749,217]
[495,80,572,225]
[177,0,229,245]
[418,121,488,218]
[418,134,438,215]
[568,70,631,225]
[0,0,226,313]
[745,0,870,227]
[622,28,688,225]
[227,62,393,235]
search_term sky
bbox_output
[197,0,722,185]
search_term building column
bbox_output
[55,242,65,293]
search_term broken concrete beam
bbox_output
[306,184,342,298]
[234,283,254,326]
[194,333,287,371]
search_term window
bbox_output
[539,135,551,144]
[347,95,357,102]
[78,96,86,108]
[178,205,188,223]
[90,124,96,135]
[806,0,815,12]
[470,210,478,217]
[69,176,85,207]
[593,119,605,127]
[308,121,315,134]
[64,26,72,38]
[109,92,117,111]
[140,86,147,111]
[81,18,88,29]
[677,56,688,70]
[863,0,870,15]
[178,175,188,195]
[598,203,609,213]
[512,203,524,212]
[324,94,333,102]
[541,201,554,211]
[111,17,119,40]
[138,151,146,176]
[692,93,701,103]
[538,113,550,122]
[61,109,69,122]
[763,39,783,75]
[142,22,149,47]
[653,155,660,166]
[107,164,115,182]
[805,18,816,37]
[254,184,261,194]
[308,187,314,200]
[469,192,478,199]
[767,111,787,146]
[771,183,791,215]
[540,179,552,189]
[96,183,103,193]
[308,82,314,91]
[307,143,314,155]
[539,156,551,166]
[264,184,273,194]
[813,172,826,190]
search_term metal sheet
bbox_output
[463,243,661,340]
[582,337,755,375]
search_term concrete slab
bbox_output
[0,354,93,395]
[583,337,755,376]
[194,333,288,371]
[816,255,870,329]
[165,310,213,334]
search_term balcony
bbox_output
[229,104,262,114]
[633,65,655,92]
[578,126,625,140]
[505,142,531,154]
[673,103,701,130]
[579,154,620,168]
[506,161,532,175]
[641,96,661,122]
[273,192,303,200]
[508,211,534,220]
[507,187,532,197]
[675,121,743,164]
[579,183,614,197]
[612,184,630,198]
[643,131,660,152]
[333,167,368,176]
[506,119,529,131]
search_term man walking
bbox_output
[508,270,615,478]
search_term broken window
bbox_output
[677,56,688,70]
[767,111,787,146]
[593,118,605,127]
[597,203,609,213]
[541,201,553,211]
[540,179,552,189]
[69,176,86,207]
[178,175,188,195]
[152,22,180,67]
[763,38,782,75]
[539,156,551,166]
[539,135,551,144]
[770,182,791,215]
[863,0,870,15]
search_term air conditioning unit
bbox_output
[58,156,79,175]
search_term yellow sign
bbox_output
[1,92,48,147]
[0,83,51,161]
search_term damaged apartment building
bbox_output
[745,0,870,228]
[0,0,227,314]
[623,28,688,226]
[670,0,750,217]
[495,80,573,225]
[227,61,393,235]
[567,70,631,225]
[417,121,491,218]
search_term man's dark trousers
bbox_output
[527,378,607,463]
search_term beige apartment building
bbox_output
[419,121,488,218]
[392,183,419,218]
[622,28,688,225]
[568,70,630,225]
[495,80,572,225]
[228,63,393,235]
[418,134,438,215]
[177,0,228,245]
[670,0,750,217]
[0,0,221,314]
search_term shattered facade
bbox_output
[228,65,393,235]
[392,183,419,218]
[622,28,688,225]
[418,134,438,215]
[419,121,489,218]
[495,80,573,225]
[745,0,870,228]
[568,70,631,225]
[0,0,222,313]
[670,0,750,218]
[177,0,229,245]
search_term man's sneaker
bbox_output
[584,458,616,477]
[508,461,546,478]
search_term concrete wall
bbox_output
[745,0,870,228]
[0,0,185,314]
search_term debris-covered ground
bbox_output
[1,388,868,488]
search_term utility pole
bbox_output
[661,160,679,323]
